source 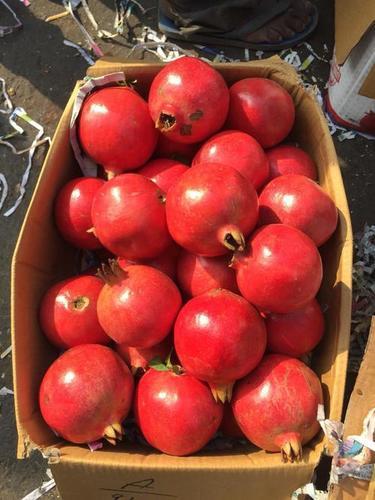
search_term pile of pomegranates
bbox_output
[39,57,338,461]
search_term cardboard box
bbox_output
[329,317,375,500]
[326,0,375,134]
[11,56,353,500]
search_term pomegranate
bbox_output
[115,336,172,374]
[220,403,245,439]
[148,57,229,144]
[39,275,110,350]
[155,133,199,163]
[192,130,269,190]
[118,242,180,281]
[91,174,172,260]
[135,368,223,455]
[174,289,266,402]
[266,299,324,357]
[177,250,238,297]
[138,158,189,193]
[78,86,157,176]
[97,263,182,347]
[233,224,322,313]
[232,354,323,461]
[227,78,295,148]
[267,144,317,180]
[259,174,338,246]
[39,344,134,444]
[54,177,105,249]
[166,163,259,256]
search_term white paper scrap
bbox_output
[0,386,14,396]
[21,478,56,500]
[0,344,12,359]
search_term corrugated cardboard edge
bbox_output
[11,85,82,459]
[329,317,375,500]
[12,57,352,464]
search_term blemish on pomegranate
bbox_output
[189,110,203,121]
[180,124,192,136]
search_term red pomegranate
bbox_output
[148,57,229,144]
[91,174,171,260]
[227,78,295,148]
[232,224,322,313]
[166,163,259,256]
[39,344,134,444]
[220,403,245,439]
[138,158,189,193]
[97,263,182,347]
[174,289,267,402]
[192,130,269,190]
[54,177,105,249]
[39,275,110,350]
[155,133,199,163]
[135,368,223,455]
[78,86,157,176]
[266,299,324,357]
[115,336,172,374]
[118,242,180,281]
[232,354,323,461]
[177,250,238,297]
[266,144,317,180]
[259,174,338,246]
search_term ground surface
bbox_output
[0,0,374,498]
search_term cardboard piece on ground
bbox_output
[329,317,375,500]
[11,56,353,500]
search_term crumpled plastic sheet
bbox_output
[70,72,127,176]
[318,405,375,485]
[21,469,56,500]
[0,0,22,37]
[350,224,375,372]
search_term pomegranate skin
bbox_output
[220,403,245,438]
[177,250,238,297]
[115,336,172,373]
[149,57,229,144]
[135,369,223,456]
[39,275,110,350]
[192,130,269,190]
[266,299,324,357]
[233,224,323,313]
[78,86,157,175]
[118,242,180,281]
[166,163,259,257]
[267,144,317,180]
[227,78,295,148]
[155,133,199,163]
[259,174,338,246]
[138,158,189,193]
[54,177,105,250]
[174,289,267,402]
[91,174,172,260]
[232,354,323,461]
[39,344,134,444]
[97,265,182,347]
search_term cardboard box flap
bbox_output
[335,0,375,64]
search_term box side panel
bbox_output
[52,458,314,500]
[11,85,82,456]
[290,84,352,422]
